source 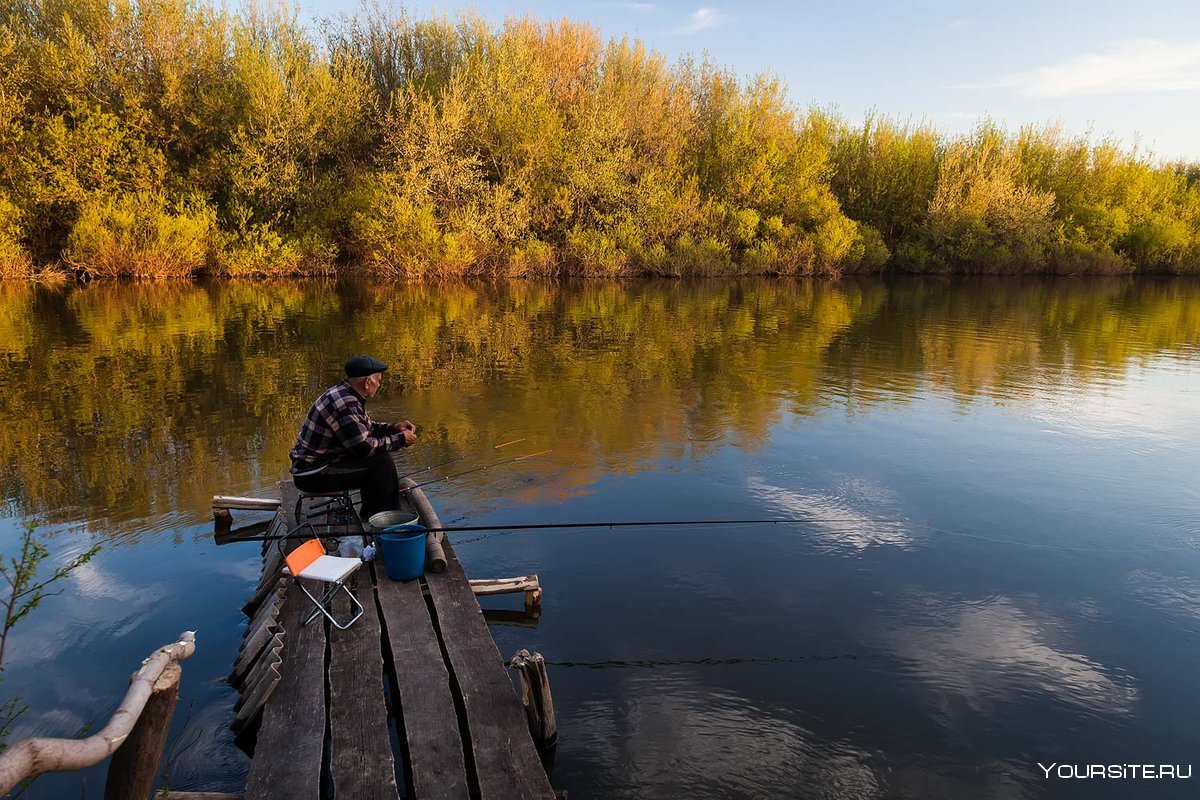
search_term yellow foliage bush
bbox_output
[0,3,1197,278]
[64,194,214,279]
[0,195,32,279]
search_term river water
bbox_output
[1,277,1198,799]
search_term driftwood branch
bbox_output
[0,631,197,795]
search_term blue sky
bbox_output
[292,0,1200,161]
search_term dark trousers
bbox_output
[294,452,400,522]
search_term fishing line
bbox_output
[222,480,1200,554]
[449,519,1200,555]
[543,653,882,669]
[398,449,552,496]
[396,436,527,480]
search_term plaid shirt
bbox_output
[289,381,406,473]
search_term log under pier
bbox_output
[228,480,559,800]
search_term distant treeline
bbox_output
[1,1,1199,280]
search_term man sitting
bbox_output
[289,355,417,521]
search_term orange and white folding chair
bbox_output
[281,532,364,629]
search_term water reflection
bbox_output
[571,681,883,799]
[885,595,1138,715]
[1125,569,1200,625]
[3,277,1200,799]
[2,278,1199,531]
[747,476,915,552]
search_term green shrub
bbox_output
[217,225,335,277]
[926,127,1055,272]
[64,193,214,278]
[0,195,32,279]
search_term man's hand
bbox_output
[392,420,416,434]
[399,429,417,447]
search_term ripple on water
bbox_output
[881,594,1138,719]
[566,679,885,799]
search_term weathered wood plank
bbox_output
[509,650,557,748]
[241,588,284,645]
[241,575,280,618]
[103,663,181,800]
[399,478,447,573]
[232,661,280,734]
[412,488,556,800]
[377,566,470,799]
[328,576,398,800]
[230,628,280,688]
[213,495,281,511]
[234,641,283,711]
[243,482,326,800]
[469,575,540,595]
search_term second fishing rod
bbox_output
[307,437,535,516]
[393,437,527,481]
[399,447,551,496]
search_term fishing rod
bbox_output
[398,449,552,497]
[303,446,547,518]
[222,515,890,543]
[223,516,1200,555]
[396,437,526,480]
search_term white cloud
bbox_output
[673,7,722,35]
[962,39,1200,97]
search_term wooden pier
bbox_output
[229,480,559,800]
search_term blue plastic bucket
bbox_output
[378,524,427,581]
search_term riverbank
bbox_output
[2,5,1198,282]
[7,259,1200,283]
[6,255,1200,283]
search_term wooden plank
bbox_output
[243,483,326,800]
[509,650,557,748]
[412,488,555,800]
[234,642,283,711]
[232,662,281,734]
[242,580,322,791]
[230,628,280,688]
[242,589,284,645]
[327,576,399,800]
[104,663,182,800]
[241,575,280,618]
[213,495,281,511]
[399,478,447,573]
[154,793,243,800]
[469,576,540,596]
[377,567,470,799]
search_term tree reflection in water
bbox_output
[1,277,1198,534]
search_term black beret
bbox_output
[345,355,389,377]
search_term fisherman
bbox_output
[289,355,417,521]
